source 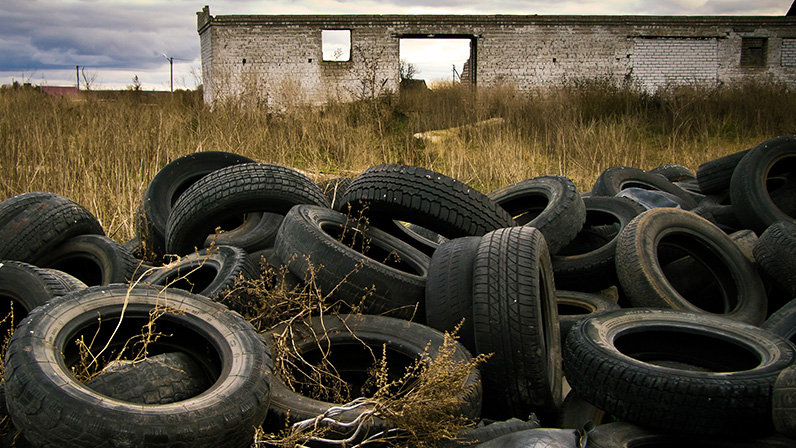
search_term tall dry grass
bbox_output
[2,80,794,243]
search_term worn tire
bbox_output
[472,226,562,423]
[754,221,796,298]
[556,290,620,342]
[563,308,796,435]
[591,166,698,209]
[166,163,329,256]
[0,261,86,334]
[730,135,796,233]
[262,314,481,435]
[552,196,646,291]
[425,236,481,354]
[85,352,212,405]
[0,192,62,229]
[340,164,515,246]
[136,151,256,258]
[587,421,796,447]
[696,148,751,194]
[616,207,768,325]
[3,284,272,448]
[470,428,580,448]
[487,175,585,254]
[649,163,696,182]
[439,417,541,448]
[204,212,284,253]
[0,194,104,264]
[141,245,258,308]
[761,298,796,345]
[274,205,430,319]
[773,364,796,439]
[35,234,140,286]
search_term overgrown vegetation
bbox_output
[2,80,794,244]
[2,79,795,446]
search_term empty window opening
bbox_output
[399,38,472,87]
[741,37,767,67]
[322,30,351,62]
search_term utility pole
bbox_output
[163,54,173,92]
[76,65,80,91]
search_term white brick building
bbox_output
[196,6,796,106]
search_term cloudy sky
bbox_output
[1,0,792,90]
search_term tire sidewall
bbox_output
[4,284,271,448]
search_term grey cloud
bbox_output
[335,0,790,14]
[0,0,200,72]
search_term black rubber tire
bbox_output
[697,190,744,232]
[204,212,284,253]
[587,421,796,447]
[340,164,516,242]
[591,166,699,209]
[389,223,449,257]
[41,269,88,293]
[487,175,586,254]
[472,226,562,423]
[470,428,579,448]
[317,177,353,211]
[754,221,796,298]
[85,352,212,404]
[761,298,796,345]
[773,364,796,439]
[136,151,256,258]
[558,389,613,430]
[425,236,481,354]
[0,261,86,334]
[616,207,768,325]
[696,148,752,194]
[141,245,258,306]
[439,417,541,448]
[3,284,272,448]
[0,192,61,229]
[729,228,759,264]
[556,290,620,342]
[649,163,696,182]
[261,313,481,434]
[274,205,430,319]
[563,308,796,435]
[166,162,329,256]
[730,135,796,233]
[35,234,139,286]
[552,196,646,291]
[0,194,104,264]
[405,223,446,244]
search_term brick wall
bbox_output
[783,39,796,67]
[197,9,796,106]
[632,38,717,90]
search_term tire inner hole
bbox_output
[158,265,218,294]
[614,328,761,372]
[500,194,550,225]
[322,222,422,275]
[556,210,620,256]
[62,313,222,397]
[286,338,417,402]
[47,256,103,286]
[657,234,738,314]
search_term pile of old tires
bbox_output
[0,135,793,447]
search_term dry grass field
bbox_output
[2,80,794,244]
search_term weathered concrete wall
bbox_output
[196,7,796,106]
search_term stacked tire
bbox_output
[0,134,794,446]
